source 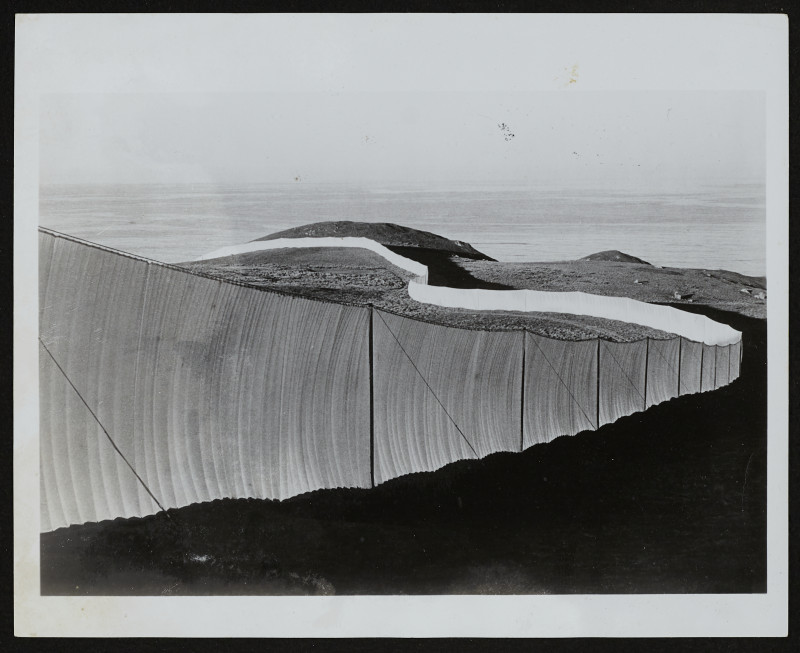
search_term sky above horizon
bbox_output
[40,91,765,189]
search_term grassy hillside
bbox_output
[254,220,493,260]
[180,222,766,340]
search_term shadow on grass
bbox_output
[388,246,513,290]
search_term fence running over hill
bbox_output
[198,237,741,346]
[39,229,742,531]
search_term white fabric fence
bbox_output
[39,229,743,531]
[200,238,741,347]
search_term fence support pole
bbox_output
[643,337,649,410]
[596,338,601,429]
[714,345,717,389]
[699,344,704,392]
[369,304,375,489]
[520,329,526,452]
[728,345,731,384]
[677,336,682,397]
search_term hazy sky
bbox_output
[40,91,764,187]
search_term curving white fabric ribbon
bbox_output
[198,238,741,346]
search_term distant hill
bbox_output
[254,221,494,260]
[580,250,651,265]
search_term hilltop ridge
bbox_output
[580,250,651,265]
[254,221,493,260]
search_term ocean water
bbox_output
[39,182,766,276]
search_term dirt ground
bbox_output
[459,257,766,319]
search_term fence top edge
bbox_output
[39,226,371,309]
[373,307,716,346]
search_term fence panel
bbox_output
[372,310,522,485]
[132,266,371,506]
[679,339,703,396]
[598,339,647,426]
[39,232,371,530]
[729,340,742,382]
[701,343,717,392]
[523,335,598,446]
[645,337,680,408]
[715,344,731,389]
[39,234,154,527]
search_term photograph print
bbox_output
[37,87,767,597]
[15,13,788,639]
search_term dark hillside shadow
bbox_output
[388,246,513,290]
